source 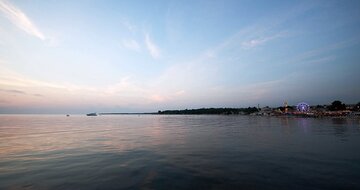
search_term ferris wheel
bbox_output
[297,102,310,112]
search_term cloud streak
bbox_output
[122,38,141,52]
[0,0,45,40]
[145,33,161,59]
[241,33,284,49]
[0,89,26,94]
[288,37,360,65]
[121,18,136,32]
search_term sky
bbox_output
[0,0,360,114]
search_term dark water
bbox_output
[0,115,360,190]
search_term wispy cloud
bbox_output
[121,18,136,33]
[0,89,26,94]
[0,65,184,109]
[145,33,161,59]
[241,33,284,49]
[0,0,45,40]
[122,38,141,52]
[33,93,43,97]
[304,56,336,64]
[289,37,360,65]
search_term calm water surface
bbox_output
[0,115,359,189]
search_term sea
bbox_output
[0,114,359,190]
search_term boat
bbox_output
[86,113,98,116]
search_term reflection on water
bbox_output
[332,118,348,125]
[297,118,310,133]
[0,115,360,189]
[279,117,289,127]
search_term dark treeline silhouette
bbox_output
[354,102,360,111]
[157,107,259,115]
[328,100,346,111]
[95,100,359,116]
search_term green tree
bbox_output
[354,102,360,111]
[329,100,346,111]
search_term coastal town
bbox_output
[155,100,360,117]
[86,101,360,117]
[254,100,360,117]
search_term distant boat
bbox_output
[86,113,98,116]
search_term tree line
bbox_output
[157,107,259,115]
[157,100,360,115]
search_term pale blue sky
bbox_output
[0,0,359,113]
